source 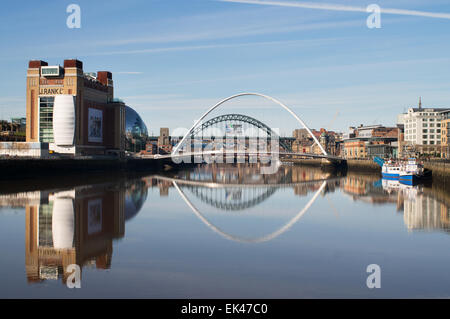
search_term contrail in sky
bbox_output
[219,0,450,20]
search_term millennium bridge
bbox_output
[150,93,345,165]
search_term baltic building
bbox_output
[26,59,129,155]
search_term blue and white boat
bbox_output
[374,157,401,179]
[398,158,431,185]
[382,162,401,179]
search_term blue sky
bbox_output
[1,0,450,136]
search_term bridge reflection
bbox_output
[147,163,338,195]
[149,164,341,243]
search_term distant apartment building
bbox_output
[397,99,449,157]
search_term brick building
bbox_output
[26,59,126,155]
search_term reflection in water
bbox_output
[343,174,450,234]
[0,163,449,293]
[160,164,336,243]
[172,180,327,243]
[0,181,147,284]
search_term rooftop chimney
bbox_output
[63,59,83,69]
[28,60,48,68]
[97,71,112,86]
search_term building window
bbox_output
[437,123,441,127]
[39,96,54,143]
[423,129,428,133]
[423,135,427,139]
[430,129,435,133]
[430,141,435,145]
[423,123,428,127]
[39,203,54,247]
[424,141,428,144]
[430,135,435,139]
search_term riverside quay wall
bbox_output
[284,158,450,182]
[423,161,450,183]
[283,158,380,173]
[0,157,178,180]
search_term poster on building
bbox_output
[87,198,102,235]
[88,108,103,143]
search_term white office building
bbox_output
[397,100,449,146]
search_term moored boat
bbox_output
[374,157,401,179]
[398,158,431,186]
[381,160,401,179]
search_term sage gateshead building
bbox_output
[25,59,148,155]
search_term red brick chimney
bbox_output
[28,60,48,68]
[97,71,112,86]
[63,59,83,69]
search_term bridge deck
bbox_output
[147,150,343,161]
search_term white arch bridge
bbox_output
[160,92,344,163]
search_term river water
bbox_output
[0,164,449,298]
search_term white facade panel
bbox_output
[52,198,75,249]
[53,95,75,146]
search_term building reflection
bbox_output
[342,175,450,234]
[402,188,450,232]
[0,179,147,284]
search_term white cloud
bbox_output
[83,37,346,57]
[220,0,450,19]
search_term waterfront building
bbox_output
[292,139,313,153]
[342,139,368,159]
[140,142,158,155]
[397,98,449,157]
[397,123,406,158]
[125,105,148,153]
[342,125,398,159]
[367,143,398,159]
[440,110,450,158]
[24,59,147,156]
[292,128,309,140]
[291,128,340,155]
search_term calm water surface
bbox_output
[0,164,449,298]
